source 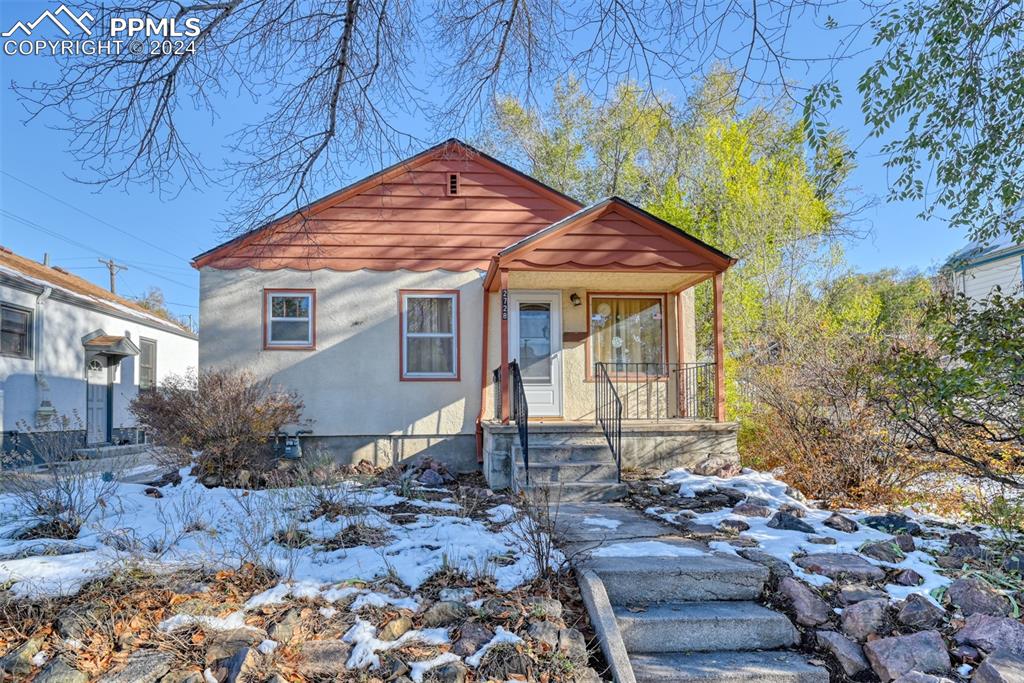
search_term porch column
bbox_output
[713,271,726,422]
[676,291,688,417]
[499,269,511,424]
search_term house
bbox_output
[193,140,738,497]
[0,247,198,456]
[945,232,1023,300]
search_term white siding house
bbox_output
[0,247,198,458]
[946,234,1024,300]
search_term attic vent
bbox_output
[446,172,460,196]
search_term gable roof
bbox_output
[946,231,1024,271]
[191,139,582,271]
[0,247,196,338]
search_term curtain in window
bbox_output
[405,296,455,375]
[591,297,664,367]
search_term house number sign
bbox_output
[501,289,508,320]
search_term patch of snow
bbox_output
[486,505,517,524]
[319,607,338,619]
[409,652,461,682]
[257,639,278,655]
[159,610,254,633]
[203,668,218,683]
[465,626,523,668]
[31,650,48,666]
[344,618,450,670]
[350,591,420,612]
[582,516,622,529]
[592,541,705,558]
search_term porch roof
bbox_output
[483,196,736,291]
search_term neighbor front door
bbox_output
[86,358,109,444]
[509,291,562,417]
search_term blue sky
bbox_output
[0,1,968,322]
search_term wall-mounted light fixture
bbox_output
[569,292,582,307]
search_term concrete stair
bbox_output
[512,436,625,502]
[615,601,798,653]
[631,652,829,683]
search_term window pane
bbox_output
[518,304,551,383]
[1,330,26,356]
[270,320,310,343]
[140,340,156,389]
[591,298,664,366]
[407,337,454,374]
[407,297,453,334]
[272,296,309,318]
[1,307,28,356]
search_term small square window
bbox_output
[400,291,459,379]
[446,173,460,196]
[265,290,315,348]
[0,303,31,359]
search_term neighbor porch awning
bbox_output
[83,333,140,360]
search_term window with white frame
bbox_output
[265,290,315,348]
[139,338,157,390]
[401,291,458,379]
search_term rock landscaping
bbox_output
[0,458,606,681]
[626,467,1024,682]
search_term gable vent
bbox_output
[446,172,460,196]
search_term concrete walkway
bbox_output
[557,502,827,683]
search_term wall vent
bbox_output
[446,172,460,196]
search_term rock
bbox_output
[779,577,831,626]
[861,541,904,563]
[863,514,922,535]
[973,650,1024,683]
[34,659,89,683]
[267,608,301,643]
[948,532,981,547]
[715,486,747,504]
[204,628,264,664]
[477,644,534,681]
[732,502,773,517]
[417,468,445,487]
[719,518,750,533]
[767,511,815,533]
[144,487,163,498]
[680,520,719,538]
[297,640,351,677]
[453,622,494,657]
[97,650,174,683]
[807,535,837,545]
[558,627,588,663]
[862,630,951,682]
[779,503,807,517]
[841,598,891,641]
[794,553,886,582]
[379,615,412,641]
[951,644,980,662]
[691,456,737,477]
[895,534,916,553]
[216,647,260,683]
[816,630,869,676]
[439,587,475,603]
[430,661,469,683]
[891,673,954,683]
[839,584,888,605]
[1003,553,1023,574]
[824,513,859,533]
[573,667,603,683]
[55,603,108,641]
[422,600,470,627]
[158,673,203,683]
[895,569,925,586]
[527,620,560,649]
[736,548,794,581]
[936,555,963,569]
[897,594,946,629]
[0,638,42,676]
[954,614,1024,656]
[947,578,1011,617]
[524,596,563,621]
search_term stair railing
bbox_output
[509,360,530,485]
[594,362,623,482]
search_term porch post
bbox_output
[499,269,511,424]
[676,291,688,417]
[713,271,726,422]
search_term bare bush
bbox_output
[130,368,304,483]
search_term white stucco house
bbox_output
[0,247,198,458]
[945,232,1024,300]
[194,140,739,496]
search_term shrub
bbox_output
[130,368,304,483]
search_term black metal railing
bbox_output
[592,361,717,421]
[594,362,623,482]
[509,360,529,485]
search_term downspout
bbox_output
[34,286,56,426]
[475,282,491,463]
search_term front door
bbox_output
[509,291,562,417]
[86,357,109,444]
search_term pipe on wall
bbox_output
[34,286,55,426]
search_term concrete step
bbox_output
[615,601,798,653]
[631,651,829,683]
[582,553,768,604]
[522,482,628,503]
[515,461,618,484]
[513,442,612,464]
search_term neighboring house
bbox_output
[194,139,737,495]
[0,248,198,455]
[945,233,1024,300]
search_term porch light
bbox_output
[569,292,582,307]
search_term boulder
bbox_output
[453,622,494,657]
[204,628,264,664]
[297,640,351,677]
[267,608,301,643]
[891,673,954,683]
[954,614,1024,656]
[34,659,89,683]
[215,647,261,683]
[897,594,946,629]
[97,650,174,683]
[680,520,719,538]
[439,587,475,603]
[863,514,922,535]
[823,513,859,533]
[417,468,445,487]
[816,630,869,676]
[794,553,886,582]
[719,518,750,533]
[947,531,981,547]
[733,503,774,518]
[807,536,837,545]
[779,577,831,626]
[862,630,951,682]
[736,549,794,582]
[839,584,888,605]
[779,503,807,517]
[691,457,738,477]
[557,627,588,663]
[767,511,815,533]
[841,598,890,641]
[947,578,1011,617]
[972,650,1024,683]
[526,620,560,649]
[894,569,925,586]
[478,644,534,681]
[421,600,470,627]
[861,541,904,563]
[524,596,563,621]
[55,603,108,641]
[0,638,42,677]
[379,615,413,641]
[895,534,916,553]
[430,662,469,683]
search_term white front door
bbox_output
[86,358,108,444]
[509,291,562,417]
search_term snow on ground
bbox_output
[660,468,957,602]
[0,468,555,598]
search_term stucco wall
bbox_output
[0,283,198,437]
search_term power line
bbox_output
[0,170,192,263]
[0,209,198,291]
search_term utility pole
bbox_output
[97,258,127,294]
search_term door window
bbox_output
[518,303,552,383]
